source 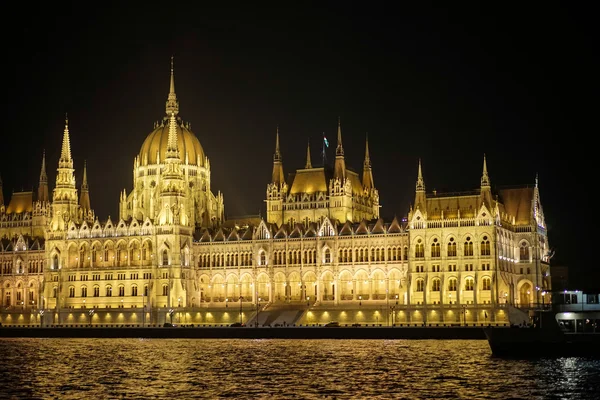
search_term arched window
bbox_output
[481,236,491,256]
[431,279,441,291]
[520,242,529,261]
[448,278,457,291]
[431,239,440,258]
[69,286,75,297]
[81,286,87,297]
[464,237,473,256]
[416,279,424,292]
[447,238,457,257]
[93,286,100,297]
[53,287,58,298]
[482,277,491,290]
[92,247,97,263]
[162,284,169,296]
[259,251,266,266]
[323,248,331,263]
[162,250,169,266]
[465,278,474,291]
[415,239,424,258]
[131,285,138,296]
[106,286,112,297]
[118,286,125,296]
[53,254,59,270]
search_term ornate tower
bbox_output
[414,159,426,212]
[38,150,49,203]
[51,115,80,229]
[266,127,287,226]
[362,134,374,189]
[329,118,352,222]
[480,154,492,210]
[79,160,93,221]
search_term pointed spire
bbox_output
[38,150,49,203]
[535,173,539,188]
[481,153,490,187]
[0,173,4,207]
[165,56,179,115]
[60,113,72,164]
[416,158,425,192]
[79,160,91,212]
[271,126,285,185]
[82,160,88,190]
[362,134,374,189]
[364,133,371,167]
[305,139,312,168]
[165,112,180,160]
[39,150,48,183]
[336,116,344,156]
[273,125,282,162]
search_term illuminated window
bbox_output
[162,250,169,266]
[465,278,474,291]
[447,238,457,257]
[106,286,112,297]
[520,242,529,261]
[448,279,457,291]
[464,237,473,256]
[432,279,441,291]
[81,286,87,297]
[259,251,266,266]
[118,286,125,296]
[162,284,168,296]
[53,254,59,269]
[415,239,424,258]
[481,236,491,256]
[416,279,424,292]
[131,286,138,296]
[324,248,331,263]
[69,287,75,298]
[93,286,99,297]
[431,239,440,258]
[482,277,491,290]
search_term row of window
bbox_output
[414,277,491,292]
[414,238,491,258]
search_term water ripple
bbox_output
[0,338,599,399]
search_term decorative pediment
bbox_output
[241,227,254,241]
[213,229,225,242]
[15,234,27,251]
[200,229,212,243]
[255,220,271,240]
[289,224,303,238]
[305,223,317,238]
[274,225,288,239]
[318,217,336,237]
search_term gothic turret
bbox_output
[271,127,285,185]
[333,117,346,180]
[305,139,312,169]
[79,160,91,214]
[414,159,426,211]
[38,150,49,203]
[51,115,80,228]
[165,56,179,116]
[362,134,374,189]
[480,154,492,210]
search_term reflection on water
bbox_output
[0,339,598,399]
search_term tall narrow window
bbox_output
[447,238,457,257]
[481,236,491,256]
[464,238,473,256]
[162,250,169,266]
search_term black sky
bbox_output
[1,4,596,287]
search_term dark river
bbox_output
[0,339,598,399]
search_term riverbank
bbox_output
[0,326,486,339]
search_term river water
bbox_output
[0,338,598,399]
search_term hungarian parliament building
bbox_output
[0,63,552,326]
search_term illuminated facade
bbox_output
[0,62,551,326]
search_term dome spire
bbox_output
[165,56,179,115]
[305,139,312,168]
[60,113,72,165]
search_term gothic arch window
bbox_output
[481,236,491,256]
[162,284,169,296]
[106,286,112,297]
[69,286,75,298]
[482,277,491,290]
[520,242,529,262]
[162,250,169,266]
[415,239,424,258]
[465,278,474,291]
[447,238,457,257]
[259,251,266,266]
[323,248,331,264]
[53,254,59,270]
[431,238,440,258]
[448,278,457,291]
[431,279,441,291]
[416,279,424,292]
[464,237,473,257]
[81,286,87,297]
[53,287,58,298]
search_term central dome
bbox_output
[138,118,205,166]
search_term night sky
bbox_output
[1,4,595,287]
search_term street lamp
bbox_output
[39,309,44,327]
[359,295,362,306]
[225,298,228,308]
[88,309,95,326]
[462,304,467,326]
[386,289,390,326]
[541,291,546,308]
[395,294,399,305]
[255,297,261,328]
[307,296,310,307]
